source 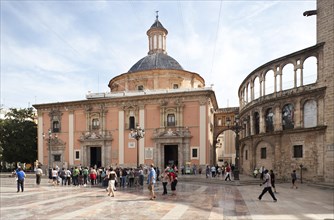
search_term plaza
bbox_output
[0,174,333,220]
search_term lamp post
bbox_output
[131,125,145,168]
[226,115,246,181]
[43,129,57,169]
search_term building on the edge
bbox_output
[235,0,333,183]
[33,15,218,170]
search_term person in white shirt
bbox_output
[258,170,277,202]
[35,166,43,185]
[51,168,58,186]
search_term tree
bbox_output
[0,108,37,165]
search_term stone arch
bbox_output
[282,63,294,90]
[303,99,317,128]
[247,82,251,102]
[282,103,295,130]
[264,69,275,95]
[253,76,260,100]
[303,56,317,85]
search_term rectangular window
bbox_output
[261,147,266,159]
[129,116,135,130]
[245,150,248,160]
[293,145,303,158]
[54,154,61,162]
[173,84,179,89]
[191,147,199,159]
[138,85,144,91]
[75,150,80,160]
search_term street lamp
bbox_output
[43,129,57,169]
[131,125,145,168]
[226,115,246,181]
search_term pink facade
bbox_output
[34,15,218,170]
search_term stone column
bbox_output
[274,105,282,131]
[294,99,301,128]
[250,114,254,135]
[259,108,265,134]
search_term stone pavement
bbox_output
[0,174,333,220]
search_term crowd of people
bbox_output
[46,165,147,188]
[12,163,179,200]
[12,163,301,203]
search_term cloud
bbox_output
[0,1,316,109]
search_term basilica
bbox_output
[34,14,218,171]
[34,0,333,183]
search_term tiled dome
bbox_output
[128,53,183,73]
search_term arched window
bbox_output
[167,114,175,127]
[254,112,260,134]
[303,56,317,85]
[304,100,317,128]
[92,118,100,130]
[52,121,60,133]
[265,70,275,95]
[265,108,274,132]
[282,63,294,90]
[254,77,260,100]
[282,104,294,130]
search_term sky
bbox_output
[0,0,317,110]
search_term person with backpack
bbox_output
[72,167,79,186]
[83,167,89,186]
[59,168,66,186]
[16,167,26,192]
[107,167,117,197]
[128,168,135,187]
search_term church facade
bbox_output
[34,15,218,170]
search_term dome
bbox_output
[128,53,183,73]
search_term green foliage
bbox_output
[0,108,37,163]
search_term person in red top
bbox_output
[168,170,178,196]
[225,164,231,181]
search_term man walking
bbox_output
[16,167,26,192]
[35,166,43,185]
[258,169,277,202]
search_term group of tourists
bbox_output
[147,164,178,200]
[46,165,147,188]
[204,163,233,181]
[13,163,179,201]
[13,162,300,204]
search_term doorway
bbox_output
[90,147,101,168]
[164,145,178,168]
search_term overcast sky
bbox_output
[1,0,316,109]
